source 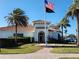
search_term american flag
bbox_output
[45,0,54,13]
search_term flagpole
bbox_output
[44,0,54,46]
[44,0,47,46]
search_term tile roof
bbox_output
[0,25,35,32]
[32,20,50,25]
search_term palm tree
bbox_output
[64,29,67,35]
[5,8,29,44]
[64,29,67,39]
[58,17,70,40]
[65,0,79,45]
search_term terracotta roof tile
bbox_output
[0,25,35,32]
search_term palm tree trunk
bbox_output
[65,29,67,39]
[76,13,79,46]
[15,23,18,44]
[61,24,63,40]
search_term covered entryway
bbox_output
[38,31,45,43]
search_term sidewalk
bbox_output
[36,43,77,47]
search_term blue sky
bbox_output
[0,0,76,35]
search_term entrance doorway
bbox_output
[38,31,45,43]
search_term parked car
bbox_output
[65,38,77,43]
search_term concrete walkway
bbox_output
[36,44,77,47]
[35,47,52,53]
[0,47,79,59]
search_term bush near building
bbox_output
[0,37,35,48]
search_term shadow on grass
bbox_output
[44,45,79,48]
[0,43,28,49]
[4,46,21,49]
[0,45,22,49]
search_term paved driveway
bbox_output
[0,47,79,59]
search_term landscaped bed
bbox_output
[51,47,79,54]
[59,57,79,59]
[0,44,43,54]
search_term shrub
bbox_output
[0,37,35,48]
[48,37,67,44]
[0,39,16,48]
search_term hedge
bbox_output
[0,37,35,48]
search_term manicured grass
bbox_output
[51,47,79,53]
[59,57,79,59]
[0,44,43,54]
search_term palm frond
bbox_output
[66,0,79,19]
[5,8,29,27]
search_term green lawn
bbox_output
[51,47,79,53]
[0,44,43,54]
[59,57,79,59]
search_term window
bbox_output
[36,27,48,29]
[13,33,23,37]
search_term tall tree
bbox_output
[58,17,70,40]
[65,0,79,45]
[64,28,67,36]
[5,8,29,44]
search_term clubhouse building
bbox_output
[0,20,60,43]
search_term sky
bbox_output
[0,0,76,35]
